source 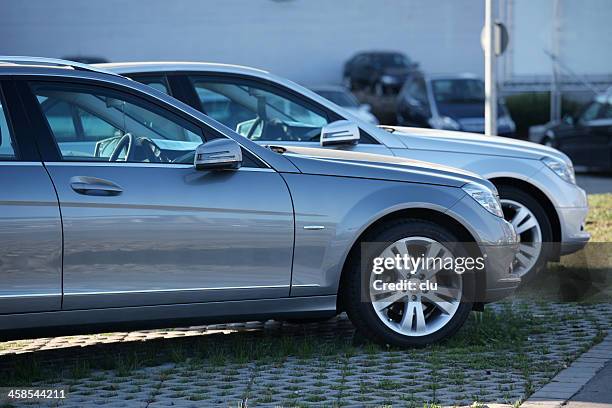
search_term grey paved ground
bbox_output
[565,360,612,408]
[0,300,610,407]
[576,174,612,194]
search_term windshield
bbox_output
[432,79,485,103]
[315,90,360,108]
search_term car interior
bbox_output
[191,81,328,142]
[35,88,202,163]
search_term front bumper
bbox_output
[480,244,521,302]
[447,194,520,303]
[529,167,591,257]
[558,206,590,255]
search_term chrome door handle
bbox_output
[70,176,123,196]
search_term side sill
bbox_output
[0,295,338,341]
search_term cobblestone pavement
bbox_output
[0,300,610,407]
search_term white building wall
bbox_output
[503,0,612,85]
[0,0,484,85]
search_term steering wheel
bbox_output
[109,133,134,162]
[139,138,167,163]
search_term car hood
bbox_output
[271,145,490,189]
[385,126,571,163]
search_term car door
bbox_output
[21,79,294,310]
[0,80,62,314]
[556,99,609,168]
[174,73,393,156]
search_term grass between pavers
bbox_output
[0,302,608,407]
[0,194,610,406]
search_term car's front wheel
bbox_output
[498,185,553,282]
[344,219,474,347]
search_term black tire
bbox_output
[343,219,475,347]
[497,184,554,283]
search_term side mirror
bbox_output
[360,103,372,112]
[194,138,242,170]
[320,120,360,146]
[562,114,574,126]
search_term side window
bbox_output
[31,83,204,163]
[580,102,602,123]
[37,98,79,142]
[190,77,330,142]
[0,91,17,159]
[132,76,170,95]
[78,108,121,140]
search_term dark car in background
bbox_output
[343,51,417,96]
[396,73,516,137]
[530,89,612,171]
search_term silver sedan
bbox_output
[102,62,590,282]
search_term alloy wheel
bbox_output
[501,199,543,278]
[369,237,462,337]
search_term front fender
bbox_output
[281,173,466,296]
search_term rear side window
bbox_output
[0,90,17,160]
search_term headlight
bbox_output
[429,116,461,131]
[542,156,576,184]
[462,182,504,218]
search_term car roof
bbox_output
[96,61,270,77]
[0,56,120,77]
